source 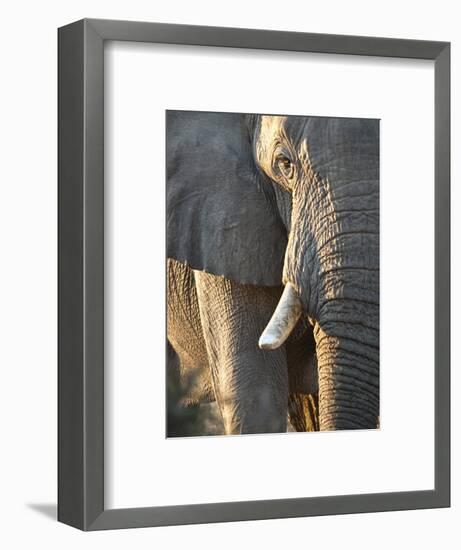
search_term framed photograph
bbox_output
[58,19,450,530]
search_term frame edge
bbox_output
[433,42,451,508]
[86,17,449,59]
[58,19,85,530]
[58,18,106,531]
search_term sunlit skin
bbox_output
[167,111,379,435]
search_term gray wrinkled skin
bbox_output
[167,111,379,433]
[167,111,289,286]
[254,115,379,430]
[167,258,318,435]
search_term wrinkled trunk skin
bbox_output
[314,323,379,430]
[284,161,379,430]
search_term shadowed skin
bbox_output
[167,111,379,434]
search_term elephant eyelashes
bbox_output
[276,154,294,180]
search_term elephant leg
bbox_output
[167,259,214,406]
[166,340,223,436]
[194,271,289,435]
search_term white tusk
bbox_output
[258,283,303,350]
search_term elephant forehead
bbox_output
[259,115,286,139]
[282,117,380,159]
[256,116,286,165]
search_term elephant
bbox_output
[166,109,379,434]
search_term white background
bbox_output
[106,43,434,508]
[0,1,459,548]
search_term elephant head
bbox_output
[254,115,379,430]
[167,110,379,432]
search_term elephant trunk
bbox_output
[295,224,379,429]
[259,171,379,429]
[313,300,379,430]
[258,271,379,430]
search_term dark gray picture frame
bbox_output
[58,18,450,531]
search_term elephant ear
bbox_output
[166,111,287,286]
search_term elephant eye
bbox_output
[276,154,294,179]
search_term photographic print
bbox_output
[166,110,379,437]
